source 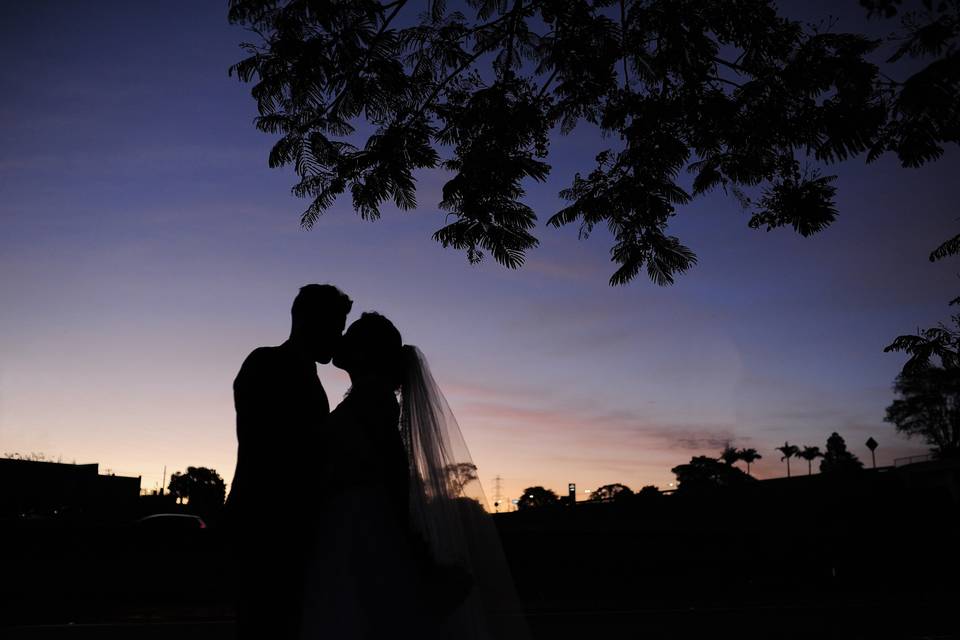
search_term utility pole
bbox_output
[493,475,503,512]
[161,465,167,495]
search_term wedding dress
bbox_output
[300,346,526,640]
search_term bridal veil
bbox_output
[400,346,528,640]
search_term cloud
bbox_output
[442,378,553,404]
[454,391,738,455]
[670,433,738,451]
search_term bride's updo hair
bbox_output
[345,312,407,390]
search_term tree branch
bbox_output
[503,0,523,73]
[414,0,542,117]
[878,70,904,86]
[620,0,630,90]
[414,46,490,116]
[712,56,750,74]
[536,67,560,99]
[709,76,744,89]
[326,0,409,116]
[465,0,539,36]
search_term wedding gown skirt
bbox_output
[299,483,438,639]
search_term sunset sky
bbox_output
[1,1,955,504]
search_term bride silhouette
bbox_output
[300,312,525,639]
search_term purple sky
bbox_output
[1,1,956,502]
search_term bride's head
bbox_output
[333,312,405,390]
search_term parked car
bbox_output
[136,513,207,531]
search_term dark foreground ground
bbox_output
[4,598,958,640]
[3,463,959,639]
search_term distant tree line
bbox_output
[516,482,663,510]
[515,431,879,507]
[674,432,864,492]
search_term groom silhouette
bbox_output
[225,284,352,640]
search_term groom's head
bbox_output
[290,284,352,363]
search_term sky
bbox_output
[1,1,956,504]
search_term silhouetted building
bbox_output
[0,458,140,520]
[566,483,576,505]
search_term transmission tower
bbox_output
[493,475,503,512]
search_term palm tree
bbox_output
[797,446,824,475]
[720,443,741,466]
[776,442,800,477]
[739,448,762,476]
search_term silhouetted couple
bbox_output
[225,285,524,640]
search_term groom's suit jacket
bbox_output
[226,342,329,533]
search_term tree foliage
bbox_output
[797,445,823,475]
[636,484,662,499]
[670,455,754,493]
[775,441,800,477]
[886,300,960,371]
[738,447,762,475]
[859,0,960,168]
[517,485,560,509]
[886,364,960,458]
[719,444,741,466]
[167,466,227,514]
[719,444,764,475]
[819,432,864,473]
[589,482,634,502]
[878,239,960,460]
[885,293,960,458]
[444,462,479,495]
[227,0,958,286]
